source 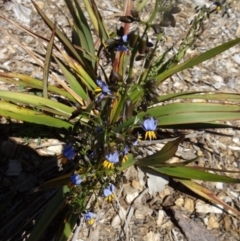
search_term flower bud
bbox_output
[138,34,148,54]
[111,71,123,83]
[119,16,135,23]
[159,20,170,27]
[128,28,139,47]
[115,133,125,142]
[148,87,158,95]
[151,24,164,34]
[131,9,140,21]
[147,41,154,48]
[169,6,181,14]
[140,99,148,112]
[169,14,176,27]
[135,55,144,61]
[126,77,134,84]
[105,39,115,45]
[144,58,151,68]
[123,98,133,121]
[117,26,124,37]
[148,93,158,103]
[145,79,156,89]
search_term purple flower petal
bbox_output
[63,144,75,160]
[70,173,82,185]
[103,183,115,197]
[85,211,95,221]
[122,35,128,42]
[142,117,157,131]
[116,45,128,52]
[105,151,119,164]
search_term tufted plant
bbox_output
[0,0,240,240]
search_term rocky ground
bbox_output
[0,0,240,241]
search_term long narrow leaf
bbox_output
[62,53,97,90]
[118,154,135,170]
[0,101,72,128]
[155,37,240,84]
[82,0,99,35]
[57,211,79,241]
[158,92,240,103]
[153,166,240,182]
[89,0,109,42]
[147,102,240,116]
[155,112,240,126]
[31,0,95,79]
[0,91,74,115]
[179,179,240,216]
[43,24,56,98]
[54,57,87,101]
[158,122,240,130]
[73,0,95,68]
[0,72,76,101]
[136,136,185,166]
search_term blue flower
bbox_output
[103,183,115,202]
[122,35,128,42]
[63,144,75,159]
[70,173,82,186]
[103,151,119,169]
[95,78,112,102]
[122,146,129,163]
[84,211,95,225]
[116,45,128,52]
[60,143,75,164]
[139,117,158,140]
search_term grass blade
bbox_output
[158,91,240,102]
[0,101,72,128]
[0,72,76,101]
[0,91,74,116]
[43,24,56,98]
[31,0,94,78]
[54,57,87,101]
[136,136,185,166]
[155,37,240,84]
[154,166,240,182]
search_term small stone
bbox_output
[232,53,240,65]
[196,201,223,214]
[45,140,62,155]
[157,210,165,227]
[159,187,171,199]
[175,197,184,207]
[131,180,142,190]
[215,182,223,190]
[208,214,219,229]
[223,215,232,231]
[135,209,145,220]
[232,137,239,144]
[125,189,139,204]
[212,74,223,82]
[183,198,194,212]
[111,206,127,228]
[235,24,240,37]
